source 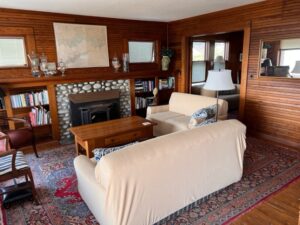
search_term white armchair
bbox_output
[147,92,228,136]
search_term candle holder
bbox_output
[111,57,121,72]
[57,59,66,76]
[122,53,129,72]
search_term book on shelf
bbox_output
[159,76,175,90]
[29,106,51,126]
[158,79,169,90]
[168,76,175,89]
[10,90,49,108]
[135,97,154,109]
[135,80,155,93]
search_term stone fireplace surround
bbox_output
[56,79,131,142]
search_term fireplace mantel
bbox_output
[69,90,120,104]
[0,70,170,87]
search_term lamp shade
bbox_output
[291,61,300,74]
[262,58,272,67]
[204,70,235,91]
[214,55,225,63]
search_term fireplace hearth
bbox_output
[55,80,131,142]
[69,90,120,127]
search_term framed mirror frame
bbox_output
[258,38,300,79]
[0,27,36,70]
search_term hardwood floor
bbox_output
[231,178,300,225]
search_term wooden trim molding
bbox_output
[47,84,60,140]
[180,36,190,93]
[0,26,36,71]
[239,26,251,121]
[123,37,162,71]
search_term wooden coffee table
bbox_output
[69,116,156,158]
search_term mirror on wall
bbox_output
[260,38,300,78]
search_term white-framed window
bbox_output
[280,49,300,72]
[191,41,209,83]
[0,37,27,67]
[214,41,230,61]
[128,41,155,63]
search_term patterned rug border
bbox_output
[0,197,6,225]
[224,174,300,224]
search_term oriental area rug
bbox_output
[1,137,300,225]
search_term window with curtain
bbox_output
[191,41,209,83]
[0,37,27,67]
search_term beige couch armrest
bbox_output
[147,104,169,115]
[218,115,228,120]
[74,155,98,184]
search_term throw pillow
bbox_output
[195,117,216,127]
[93,142,137,162]
[188,105,217,128]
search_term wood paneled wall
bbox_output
[0,8,167,81]
[169,0,300,149]
[1,1,300,148]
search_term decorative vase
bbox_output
[161,56,170,71]
[111,57,121,72]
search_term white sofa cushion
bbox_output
[156,115,191,136]
[147,111,189,136]
[147,111,182,122]
[169,92,227,118]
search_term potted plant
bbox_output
[161,48,174,71]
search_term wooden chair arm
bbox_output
[0,116,32,129]
[0,133,9,151]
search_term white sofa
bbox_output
[146,92,228,136]
[74,120,246,225]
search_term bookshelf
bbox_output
[131,75,176,117]
[157,76,176,105]
[4,86,53,141]
[133,78,155,117]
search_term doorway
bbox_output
[189,31,244,118]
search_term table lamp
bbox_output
[204,70,235,121]
[214,55,225,71]
[262,58,272,75]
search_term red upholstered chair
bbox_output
[0,117,39,158]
